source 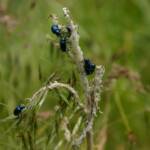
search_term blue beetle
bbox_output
[51,24,61,36]
[84,59,96,75]
[59,38,67,52]
[13,105,25,116]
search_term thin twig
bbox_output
[27,81,84,110]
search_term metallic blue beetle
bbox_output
[84,59,96,75]
[13,105,25,116]
[60,38,67,52]
[51,24,61,36]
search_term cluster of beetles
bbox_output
[13,24,96,117]
[51,24,96,75]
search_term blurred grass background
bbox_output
[0,0,150,149]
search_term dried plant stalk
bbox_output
[14,7,105,150]
[62,8,105,150]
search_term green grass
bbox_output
[0,0,150,149]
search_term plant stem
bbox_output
[63,8,93,149]
[86,131,93,150]
[115,92,131,132]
